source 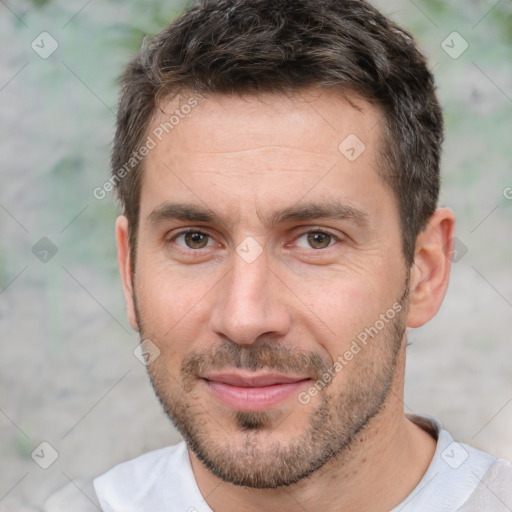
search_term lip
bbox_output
[202,371,311,411]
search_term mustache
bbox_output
[181,341,330,387]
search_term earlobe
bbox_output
[406,208,456,328]
[115,215,139,332]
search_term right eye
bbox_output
[170,229,215,250]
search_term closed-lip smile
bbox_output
[201,371,311,411]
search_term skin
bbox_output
[116,88,455,511]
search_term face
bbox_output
[123,89,413,488]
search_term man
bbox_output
[45,0,512,510]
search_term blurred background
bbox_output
[0,0,511,509]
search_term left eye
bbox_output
[295,231,337,249]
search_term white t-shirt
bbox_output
[43,415,512,511]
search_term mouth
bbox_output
[201,371,311,412]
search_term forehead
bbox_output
[139,88,393,226]
[149,88,382,157]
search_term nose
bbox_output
[209,247,292,346]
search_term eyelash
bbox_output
[167,227,341,254]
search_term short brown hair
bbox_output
[111,0,442,270]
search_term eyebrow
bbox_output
[147,200,370,230]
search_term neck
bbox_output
[189,350,436,512]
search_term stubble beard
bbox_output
[134,281,409,489]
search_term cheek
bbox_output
[134,264,212,358]
[136,248,204,311]
[294,270,399,359]
[298,269,375,320]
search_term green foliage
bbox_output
[16,431,33,458]
[27,0,52,7]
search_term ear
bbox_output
[406,207,456,328]
[115,215,139,332]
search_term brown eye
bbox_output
[184,231,209,249]
[305,231,334,249]
[172,230,212,250]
